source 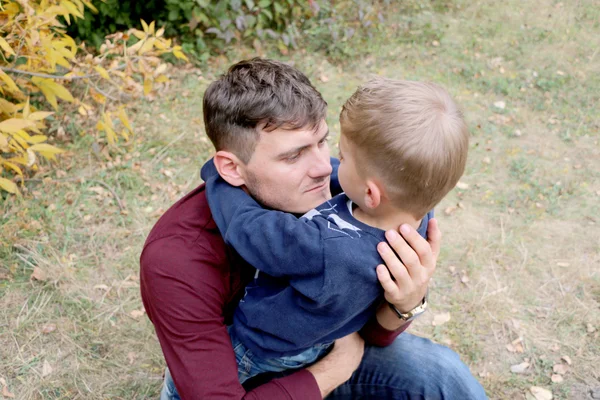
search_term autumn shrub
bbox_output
[67,0,314,60]
[0,0,187,194]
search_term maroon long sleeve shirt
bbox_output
[140,184,408,399]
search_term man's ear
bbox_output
[213,150,246,187]
[363,179,383,209]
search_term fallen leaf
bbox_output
[553,364,568,375]
[507,337,525,353]
[444,206,457,216]
[130,309,145,319]
[431,40,440,47]
[448,265,456,274]
[549,343,560,352]
[432,312,451,326]
[41,323,56,334]
[30,267,47,281]
[460,274,470,284]
[551,374,563,383]
[561,355,572,365]
[483,156,491,164]
[319,74,329,83]
[493,100,506,109]
[510,361,530,374]
[94,284,110,291]
[127,352,136,364]
[42,360,53,377]
[587,323,596,333]
[530,386,553,400]
[514,129,522,137]
[456,181,469,190]
[2,385,15,399]
[556,262,570,267]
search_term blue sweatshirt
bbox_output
[201,159,433,358]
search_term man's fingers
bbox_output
[376,264,401,295]
[377,241,410,284]
[427,218,442,261]
[385,227,425,278]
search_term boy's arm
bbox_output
[202,162,325,279]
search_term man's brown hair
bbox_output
[203,58,327,163]
[340,78,469,219]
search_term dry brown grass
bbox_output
[1,0,599,398]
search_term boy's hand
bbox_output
[376,218,441,314]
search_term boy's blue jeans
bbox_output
[161,332,488,399]
[229,326,332,384]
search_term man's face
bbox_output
[240,120,332,214]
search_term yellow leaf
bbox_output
[118,108,132,132]
[90,89,106,105]
[149,21,156,35]
[94,66,111,80]
[32,78,75,109]
[143,78,152,96]
[0,118,36,133]
[120,129,129,141]
[61,0,84,18]
[0,177,18,194]
[0,37,16,56]
[23,98,31,118]
[103,112,114,130]
[0,132,8,150]
[154,64,168,76]
[173,49,189,61]
[27,135,49,144]
[0,69,20,93]
[29,143,65,161]
[127,39,144,55]
[80,0,98,13]
[28,112,54,121]
[71,0,85,14]
[105,125,116,144]
[0,98,18,114]
[10,132,29,150]
[155,75,168,83]
[141,19,149,33]
[6,155,28,165]
[1,160,23,177]
[156,27,165,37]
[131,30,146,40]
[138,38,156,55]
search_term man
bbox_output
[140,58,487,399]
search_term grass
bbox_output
[1,0,599,398]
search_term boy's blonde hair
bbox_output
[340,78,469,219]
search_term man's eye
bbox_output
[286,153,301,163]
[318,138,328,147]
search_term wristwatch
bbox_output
[388,294,428,322]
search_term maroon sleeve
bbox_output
[140,237,322,400]
[359,312,412,347]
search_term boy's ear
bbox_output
[213,150,246,187]
[363,179,383,209]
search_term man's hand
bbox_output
[376,218,441,318]
[307,332,364,397]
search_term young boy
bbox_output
[200,78,469,383]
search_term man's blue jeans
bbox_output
[160,333,488,399]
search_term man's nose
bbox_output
[307,148,333,179]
